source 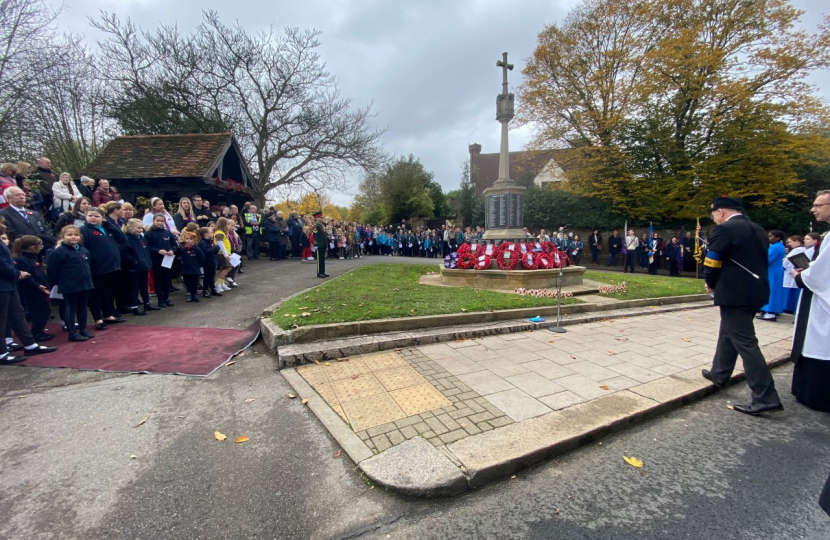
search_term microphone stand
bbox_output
[549,264,567,334]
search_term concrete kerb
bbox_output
[283,351,791,498]
[274,299,714,368]
[261,293,713,354]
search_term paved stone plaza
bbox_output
[294,306,794,455]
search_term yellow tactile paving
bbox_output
[331,404,348,424]
[329,373,386,403]
[359,351,410,372]
[389,383,452,416]
[374,366,426,392]
[341,393,407,432]
[297,365,328,387]
[312,381,339,405]
[321,359,373,381]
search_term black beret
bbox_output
[312,211,323,218]
[710,196,742,211]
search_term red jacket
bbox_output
[92,187,119,207]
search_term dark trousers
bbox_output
[710,305,780,407]
[0,289,35,354]
[246,234,261,259]
[442,241,450,257]
[590,245,599,263]
[183,274,199,297]
[606,252,619,266]
[153,265,172,303]
[649,258,660,274]
[115,270,130,310]
[89,271,118,320]
[127,270,150,308]
[669,259,680,276]
[638,250,649,268]
[268,241,280,259]
[316,246,325,275]
[21,291,50,336]
[204,262,217,292]
[624,253,636,273]
[291,234,302,258]
[63,290,90,336]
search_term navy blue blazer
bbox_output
[120,234,152,273]
[80,224,122,275]
[46,243,94,294]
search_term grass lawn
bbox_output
[585,270,706,300]
[272,264,581,329]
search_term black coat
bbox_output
[0,242,20,292]
[80,224,122,276]
[197,238,219,267]
[666,242,680,260]
[53,212,85,236]
[180,245,205,275]
[104,217,127,245]
[608,235,622,254]
[0,206,56,248]
[46,243,94,294]
[703,214,770,307]
[145,228,178,266]
[173,212,197,232]
[120,234,152,273]
[13,252,49,297]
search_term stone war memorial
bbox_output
[440,52,586,291]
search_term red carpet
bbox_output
[16,322,260,377]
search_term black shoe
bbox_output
[33,333,55,342]
[317,273,327,278]
[24,345,58,356]
[187,296,195,302]
[144,304,161,311]
[7,342,22,352]
[732,403,784,416]
[80,330,95,338]
[211,289,223,297]
[95,322,108,330]
[131,308,146,316]
[116,307,132,314]
[169,285,181,292]
[701,369,725,389]
[237,269,244,274]
[164,300,174,307]
[104,317,127,324]
[68,333,88,342]
[156,303,165,309]
[0,353,26,364]
[192,295,200,303]
[203,291,212,298]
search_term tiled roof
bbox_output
[84,133,235,180]
[470,148,577,194]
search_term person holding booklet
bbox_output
[783,235,807,314]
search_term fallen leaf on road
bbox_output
[337,358,350,362]
[682,337,691,342]
[324,362,331,366]
[600,385,610,390]
[510,475,517,479]
[555,509,560,515]
[394,348,402,352]
[214,431,227,441]
[287,394,297,399]
[130,455,137,459]
[17,395,25,399]
[351,375,359,380]
[623,455,643,468]
[225,361,236,367]
[334,449,342,458]
[570,355,576,359]
[727,404,734,410]
[134,416,149,428]
[235,436,250,443]
[608,351,618,355]
[314,360,321,365]
[244,398,255,403]
[301,398,309,405]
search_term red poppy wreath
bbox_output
[521,251,539,269]
[496,243,521,270]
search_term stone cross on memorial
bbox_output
[483,52,526,241]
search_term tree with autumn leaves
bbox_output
[518,0,830,221]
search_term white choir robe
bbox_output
[795,240,830,360]
[783,246,806,289]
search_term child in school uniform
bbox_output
[302,225,313,260]
[81,208,126,330]
[213,218,235,290]
[180,232,204,303]
[145,213,178,308]
[12,236,53,341]
[120,218,156,315]
[46,225,95,342]
[198,227,222,298]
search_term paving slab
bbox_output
[281,306,795,498]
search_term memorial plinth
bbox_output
[441,265,586,291]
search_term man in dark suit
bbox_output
[1,187,57,249]
[701,196,782,416]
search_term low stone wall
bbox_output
[440,266,586,291]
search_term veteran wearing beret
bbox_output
[700,196,783,416]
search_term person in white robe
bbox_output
[791,190,830,412]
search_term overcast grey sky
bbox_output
[48,0,829,207]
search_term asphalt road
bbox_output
[0,255,827,540]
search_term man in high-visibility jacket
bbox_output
[243,205,262,259]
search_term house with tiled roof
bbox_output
[83,133,257,206]
[468,144,576,194]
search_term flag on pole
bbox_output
[621,220,628,254]
[694,218,702,260]
[648,222,654,265]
